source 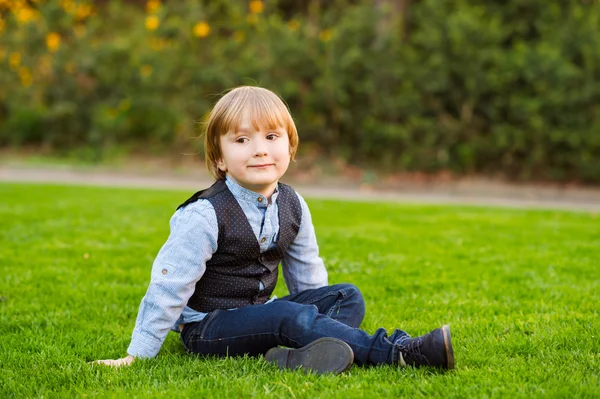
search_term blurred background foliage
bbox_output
[1,0,599,182]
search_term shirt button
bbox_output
[162,269,168,275]
[260,237,266,243]
[257,197,263,203]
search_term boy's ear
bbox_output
[216,158,227,172]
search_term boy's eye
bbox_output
[235,137,249,144]
[266,133,278,140]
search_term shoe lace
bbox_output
[397,337,429,365]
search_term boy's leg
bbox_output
[275,283,365,328]
[273,284,454,369]
[181,299,411,366]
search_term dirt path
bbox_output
[1,164,599,212]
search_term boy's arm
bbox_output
[281,192,328,294]
[94,200,218,365]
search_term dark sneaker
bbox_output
[265,337,354,374]
[395,325,455,369]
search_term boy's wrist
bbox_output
[128,330,163,358]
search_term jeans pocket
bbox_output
[181,323,197,351]
[183,310,224,350]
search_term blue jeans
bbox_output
[181,283,409,366]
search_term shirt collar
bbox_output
[225,176,278,207]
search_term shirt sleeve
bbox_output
[127,200,218,358]
[281,192,328,294]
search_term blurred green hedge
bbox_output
[1,0,599,181]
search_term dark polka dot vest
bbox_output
[177,179,301,313]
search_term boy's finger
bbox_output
[88,359,113,366]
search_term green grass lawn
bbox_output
[1,183,599,398]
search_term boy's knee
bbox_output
[280,303,319,338]
[338,283,366,321]
[294,304,319,330]
[339,283,365,304]
[338,283,362,297]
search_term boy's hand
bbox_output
[92,355,135,367]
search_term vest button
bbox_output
[260,237,266,243]
[257,197,263,202]
[161,269,168,275]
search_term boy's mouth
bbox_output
[248,163,274,168]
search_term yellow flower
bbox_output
[146,0,160,14]
[46,32,61,52]
[18,66,32,87]
[7,0,25,9]
[193,21,210,38]
[139,64,153,77]
[319,29,333,42]
[287,19,300,32]
[249,0,264,14]
[9,52,21,69]
[60,0,76,14]
[74,4,93,21]
[16,6,36,24]
[145,15,159,31]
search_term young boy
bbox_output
[95,86,454,373]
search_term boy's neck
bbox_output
[225,176,278,202]
[255,184,277,202]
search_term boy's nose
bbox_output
[253,141,268,156]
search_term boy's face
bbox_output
[217,112,291,198]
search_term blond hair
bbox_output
[203,86,299,180]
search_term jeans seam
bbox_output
[182,325,197,351]
[199,310,222,339]
[301,288,349,320]
[182,310,222,349]
[304,288,347,306]
[280,333,302,348]
[181,332,189,352]
[326,299,343,318]
[188,331,302,349]
[384,335,399,364]
[190,331,271,343]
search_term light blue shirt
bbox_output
[127,177,328,358]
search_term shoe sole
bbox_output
[442,325,455,370]
[265,337,354,375]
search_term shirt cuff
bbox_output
[127,330,164,358]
